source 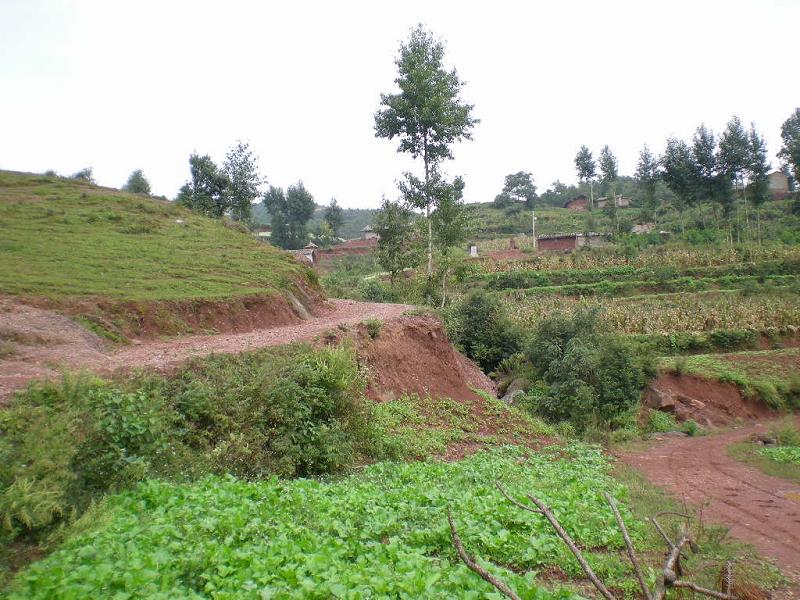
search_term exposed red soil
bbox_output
[355,316,495,403]
[0,298,413,402]
[319,316,542,461]
[620,416,800,582]
[758,333,800,350]
[645,373,776,427]
[316,238,378,262]
[17,280,326,340]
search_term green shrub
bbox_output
[0,376,169,536]
[73,388,169,491]
[750,381,785,410]
[0,345,374,544]
[358,278,394,303]
[524,309,655,432]
[646,409,678,433]
[445,290,522,372]
[772,419,800,447]
[673,356,688,375]
[681,420,702,437]
[707,329,758,351]
[364,318,382,339]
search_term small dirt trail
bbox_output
[620,418,800,582]
[0,299,414,401]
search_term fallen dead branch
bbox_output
[448,483,741,600]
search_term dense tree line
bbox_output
[566,107,800,239]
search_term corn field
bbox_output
[501,291,800,335]
[480,244,800,274]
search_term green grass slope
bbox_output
[0,171,311,301]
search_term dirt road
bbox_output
[621,419,800,582]
[0,299,414,401]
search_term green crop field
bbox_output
[0,445,714,599]
[0,171,309,301]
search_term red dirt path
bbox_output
[620,417,800,583]
[0,299,413,401]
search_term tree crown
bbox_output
[374,25,478,166]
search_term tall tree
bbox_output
[718,116,751,228]
[374,24,478,279]
[718,116,750,191]
[692,124,734,220]
[122,169,151,194]
[262,181,315,249]
[263,186,290,249]
[176,154,230,218]
[431,175,469,306]
[634,145,659,222]
[778,108,800,183]
[574,145,596,208]
[374,197,420,284]
[323,198,344,237]
[661,138,696,232]
[746,123,770,241]
[224,141,263,224]
[499,171,537,209]
[598,145,618,199]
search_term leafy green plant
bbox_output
[364,318,382,339]
[759,446,800,464]
[523,309,655,432]
[5,446,645,599]
[444,290,522,372]
[681,420,702,437]
[646,409,678,433]
[0,344,376,548]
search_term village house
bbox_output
[563,195,589,211]
[361,225,379,240]
[292,242,318,265]
[536,232,607,251]
[768,170,790,199]
[595,195,632,209]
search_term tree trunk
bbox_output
[424,147,433,279]
[440,265,449,308]
[757,205,761,245]
[426,205,433,278]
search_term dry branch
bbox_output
[603,492,652,600]
[451,484,743,600]
[496,483,617,600]
[447,508,523,600]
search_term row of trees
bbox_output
[373,25,477,304]
[563,108,800,239]
[173,143,345,249]
[657,117,771,234]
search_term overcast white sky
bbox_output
[1,0,798,208]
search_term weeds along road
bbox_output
[620,417,800,582]
[0,299,414,402]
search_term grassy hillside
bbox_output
[0,171,310,301]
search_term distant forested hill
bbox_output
[252,203,379,240]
